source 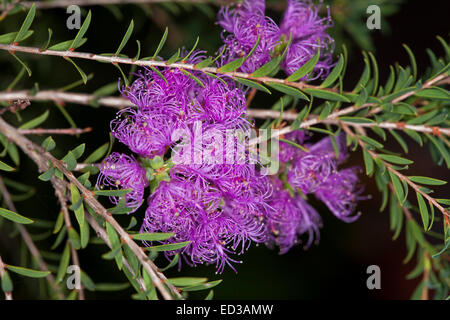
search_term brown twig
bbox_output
[19,127,92,135]
[0,176,64,299]
[0,99,30,116]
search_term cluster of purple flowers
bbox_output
[218,0,334,79]
[96,0,364,273]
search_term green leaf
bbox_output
[166,277,207,287]
[279,138,309,152]
[408,176,447,186]
[267,82,309,100]
[194,57,213,69]
[1,270,13,293]
[0,207,33,224]
[0,160,15,172]
[69,10,92,50]
[303,88,350,103]
[182,280,222,292]
[235,78,271,94]
[416,192,429,230]
[251,56,282,77]
[95,188,132,197]
[286,42,320,82]
[180,69,204,88]
[0,30,34,44]
[132,232,175,241]
[116,20,134,55]
[218,57,245,73]
[368,52,379,95]
[95,283,130,291]
[10,53,32,76]
[415,87,450,100]
[70,183,85,230]
[64,57,88,84]
[402,44,417,81]
[358,135,384,149]
[353,55,371,93]
[41,28,53,51]
[71,144,85,159]
[41,136,56,151]
[14,3,36,43]
[427,135,450,168]
[389,171,405,204]
[19,110,49,129]
[339,116,374,124]
[38,167,54,181]
[6,265,50,278]
[146,241,190,252]
[68,227,81,250]
[166,48,180,65]
[62,151,77,171]
[152,27,168,59]
[363,149,374,176]
[321,54,344,88]
[48,38,87,51]
[84,143,108,164]
[378,154,413,165]
[56,243,71,283]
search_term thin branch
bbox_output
[0,255,13,300]
[0,176,64,299]
[341,123,449,219]
[421,252,430,300]
[0,43,324,92]
[19,127,92,135]
[1,89,448,137]
[0,98,30,115]
[0,115,180,300]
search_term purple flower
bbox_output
[96,152,148,213]
[314,167,365,222]
[218,0,280,73]
[280,0,335,79]
[141,180,266,273]
[266,177,321,253]
[287,134,344,194]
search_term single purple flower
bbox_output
[266,177,321,253]
[217,0,280,73]
[280,0,335,79]
[314,167,365,222]
[96,152,148,213]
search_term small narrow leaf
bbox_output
[146,241,190,252]
[0,160,15,172]
[152,27,168,59]
[321,54,344,88]
[69,10,92,50]
[378,154,413,165]
[416,192,429,230]
[0,207,33,224]
[19,110,49,129]
[115,20,134,56]
[267,82,309,100]
[286,42,320,82]
[14,3,36,43]
[408,176,447,186]
[6,265,50,278]
[132,232,175,241]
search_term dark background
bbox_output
[0,0,448,299]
